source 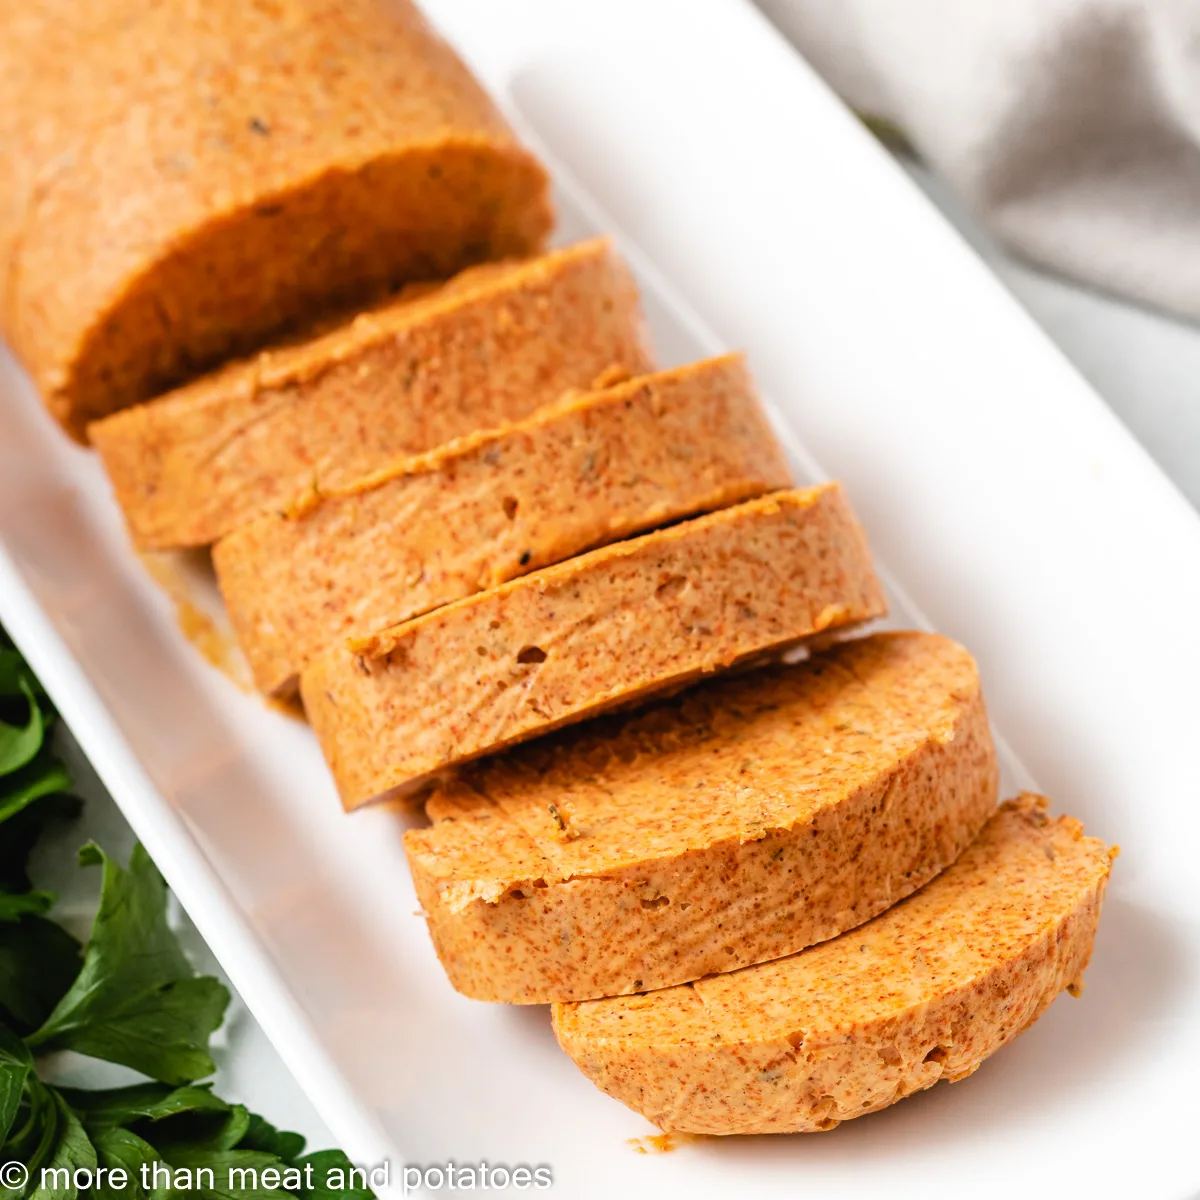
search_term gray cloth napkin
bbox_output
[759,0,1200,322]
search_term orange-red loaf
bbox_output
[0,0,552,440]
[91,240,646,549]
[302,484,887,809]
[406,633,998,1003]
[215,354,791,697]
[554,796,1115,1135]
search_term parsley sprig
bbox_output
[0,632,370,1200]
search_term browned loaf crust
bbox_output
[215,354,791,696]
[91,240,648,549]
[554,795,1116,1135]
[406,633,998,1003]
[301,484,886,809]
[1,0,552,439]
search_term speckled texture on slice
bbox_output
[406,632,997,1002]
[553,795,1115,1135]
[215,353,791,696]
[2,0,551,439]
[301,483,887,809]
[90,240,648,549]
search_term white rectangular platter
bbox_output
[3,2,1200,1197]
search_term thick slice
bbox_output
[90,239,650,549]
[2,0,551,441]
[302,484,886,808]
[215,354,791,696]
[406,633,997,1003]
[554,796,1116,1135]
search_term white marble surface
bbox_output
[26,155,1200,1164]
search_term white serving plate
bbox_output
[3,2,1199,1197]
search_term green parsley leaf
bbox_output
[0,1021,32,1145]
[0,915,82,1036]
[0,890,53,922]
[27,1089,98,1200]
[238,1113,307,1165]
[0,748,71,828]
[2,1075,58,1200]
[151,1102,251,1156]
[58,1082,230,1133]
[160,1148,294,1200]
[26,844,229,1084]
[0,1076,94,1200]
[0,677,44,776]
[92,1126,171,1200]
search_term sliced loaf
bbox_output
[91,239,650,549]
[215,354,791,696]
[2,0,551,439]
[407,632,997,1003]
[302,484,886,808]
[554,795,1115,1135]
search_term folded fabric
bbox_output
[759,0,1200,322]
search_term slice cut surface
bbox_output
[553,795,1116,1135]
[406,632,998,1002]
[301,483,887,809]
[215,354,791,696]
[90,239,650,548]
